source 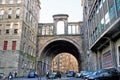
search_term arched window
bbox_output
[57,21,64,35]
[0,9,4,19]
[8,8,12,19]
[16,8,20,18]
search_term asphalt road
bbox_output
[2,77,84,80]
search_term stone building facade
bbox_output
[81,0,94,71]
[0,0,40,76]
[82,0,120,71]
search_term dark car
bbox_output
[28,71,38,78]
[48,72,61,79]
[87,68,120,80]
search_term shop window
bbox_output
[3,41,8,50]
[12,41,16,50]
[102,51,113,68]
[109,5,115,20]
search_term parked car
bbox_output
[86,68,120,80]
[67,70,75,77]
[48,72,61,79]
[83,71,93,79]
[75,72,81,78]
[28,71,38,78]
[80,71,93,79]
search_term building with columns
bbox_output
[0,0,40,76]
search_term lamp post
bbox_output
[23,63,27,77]
[87,50,90,71]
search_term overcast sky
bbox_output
[39,0,83,23]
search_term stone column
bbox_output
[53,19,57,35]
[97,50,102,69]
[64,19,68,35]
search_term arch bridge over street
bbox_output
[37,14,83,75]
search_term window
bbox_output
[99,0,103,9]
[0,9,4,19]
[9,0,13,4]
[15,8,20,18]
[116,0,120,11]
[12,41,16,50]
[105,12,110,24]
[17,0,21,3]
[3,41,8,50]
[102,51,113,68]
[6,29,9,34]
[2,0,5,4]
[0,0,5,4]
[109,5,115,20]
[101,18,105,29]
[103,0,106,3]
[57,21,64,35]
[8,8,12,19]
[14,29,18,34]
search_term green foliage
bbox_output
[27,54,36,62]
[20,51,36,62]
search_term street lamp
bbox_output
[22,63,27,77]
[87,50,90,70]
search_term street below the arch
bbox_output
[2,77,84,80]
[0,77,83,80]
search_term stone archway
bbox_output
[37,36,83,75]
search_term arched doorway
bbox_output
[37,40,82,75]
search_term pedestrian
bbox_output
[15,72,17,78]
[46,71,49,78]
[8,72,13,80]
[2,73,6,80]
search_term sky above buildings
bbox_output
[39,0,83,23]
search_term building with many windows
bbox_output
[82,0,120,71]
[51,53,78,73]
[0,0,40,76]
